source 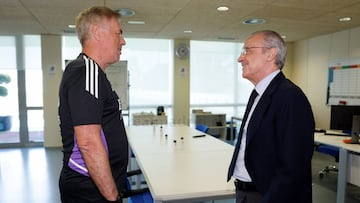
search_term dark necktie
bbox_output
[227,89,258,181]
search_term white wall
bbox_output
[292,26,360,129]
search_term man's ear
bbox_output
[91,25,102,41]
[266,47,277,62]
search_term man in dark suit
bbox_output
[228,30,315,203]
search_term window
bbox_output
[62,36,81,68]
[121,38,171,106]
[61,37,253,125]
[121,38,172,121]
[190,40,253,119]
[24,36,43,107]
[62,37,173,123]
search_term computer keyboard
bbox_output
[315,128,350,136]
[324,130,350,136]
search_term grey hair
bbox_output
[76,6,121,47]
[252,30,287,69]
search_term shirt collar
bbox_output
[255,70,280,96]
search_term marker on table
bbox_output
[193,134,206,138]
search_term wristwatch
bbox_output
[107,195,122,202]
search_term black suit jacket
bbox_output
[228,72,315,203]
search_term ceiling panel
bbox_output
[0,0,360,42]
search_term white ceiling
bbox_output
[1,0,360,42]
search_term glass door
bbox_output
[0,69,19,143]
[0,35,44,147]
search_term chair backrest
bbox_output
[196,124,209,133]
[128,190,153,203]
[316,144,340,162]
[123,170,153,203]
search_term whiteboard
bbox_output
[327,58,360,106]
[106,61,129,110]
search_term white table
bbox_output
[126,125,236,202]
[314,133,360,203]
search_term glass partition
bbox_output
[0,36,19,144]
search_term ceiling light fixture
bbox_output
[68,24,76,29]
[243,18,266,25]
[184,30,192,33]
[115,8,136,17]
[217,6,229,11]
[338,17,352,22]
[128,20,145,25]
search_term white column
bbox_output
[172,39,190,125]
[41,34,62,147]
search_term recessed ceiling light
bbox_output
[243,18,266,25]
[281,35,287,39]
[217,6,229,11]
[128,20,145,25]
[184,30,192,33]
[115,8,135,17]
[68,24,76,29]
[338,17,352,22]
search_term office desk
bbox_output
[126,125,235,202]
[314,133,360,203]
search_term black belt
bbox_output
[234,179,258,192]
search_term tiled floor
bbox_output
[0,147,359,203]
[0,147,62,203]
[0,131,44,144]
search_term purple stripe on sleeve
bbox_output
[68,129,109,176]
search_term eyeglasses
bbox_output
[240,46,273,56]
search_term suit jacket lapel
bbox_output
[246,72,286,145]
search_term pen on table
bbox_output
[193,134,206,138]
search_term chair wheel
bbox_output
[319,172,324,179]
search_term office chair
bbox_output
[315,144,339,179]
[122,169,153,203]
[195,124,222,138]
[196,124,209,133]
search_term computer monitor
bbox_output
[330,105,360,131]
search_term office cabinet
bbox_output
[132,113,167,125]
[192,113,226,140]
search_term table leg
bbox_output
[337,148,348,203]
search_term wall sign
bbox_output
[106,61,129,110]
